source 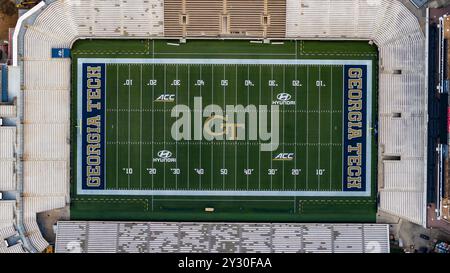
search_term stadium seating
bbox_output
[228,0,265,37]
[267,0,286,37]
[0,201,26,253]
[13,0,428,252]
[0,202,15,238]
[286,0,427,226]
[0,104,16,117]
[164,0,286,38]
[0,127,16,191]
[55,221,391,253]
[23,219,49,252]
[67,0,164,37]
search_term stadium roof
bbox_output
[55,221,390,253]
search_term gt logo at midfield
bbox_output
[155,94,176,102]
[273,153,294,160]
[157,150,172,158]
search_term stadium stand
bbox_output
[0,126,16,192]
[0,104,16,117]
[6,0,427,252]
[55,221,390,253]
[0,201,27,253]
[286,0,428,226]
[163,0,285,38]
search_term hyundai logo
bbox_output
[157,150,172,158]
[276,93,291,101]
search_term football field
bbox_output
[72,40,377,222]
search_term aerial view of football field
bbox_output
[71,39,378,222]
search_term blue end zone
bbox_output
[82,63,105,190]
[343,65,367,191]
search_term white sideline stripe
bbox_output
[78,58,372,66]
[76,59,372,198]
[78,189,370,197]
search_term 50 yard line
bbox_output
[223,64,226,190]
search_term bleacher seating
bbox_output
[0,201,26,253]
[0,127,16,191]
[14,0,428,252]
[55,222,391,253]
[164,0,286,38]
[286,0,427,226]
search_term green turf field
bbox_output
[71,39,378,222]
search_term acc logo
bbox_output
[273,93,295,105]
[154,150,176,162]
[155,94,175,102]
[273,153,294,161]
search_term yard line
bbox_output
[294,64,298,190]
[163,64,166,189]
[105,65,108,189]
[258,65,261,190]
[187,64,190,189]
[140,64,143,189]
[282,65,285,190]
[199,65,202,190]
[330,66,333,190]
[128,64,131,188]
[211,65,214,190]
[270,65,273,190]
[116,65,119,189]
[175,65,178,189]
[234,64,237,190]
[223,64,226,190]
[341,66,344,192]
[151,64,155,189]
[306,66,309,190]
[318,66,321,189]
[246,65,250,190]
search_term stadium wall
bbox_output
[8,0,427,251]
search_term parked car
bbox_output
[419,234,430,240]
